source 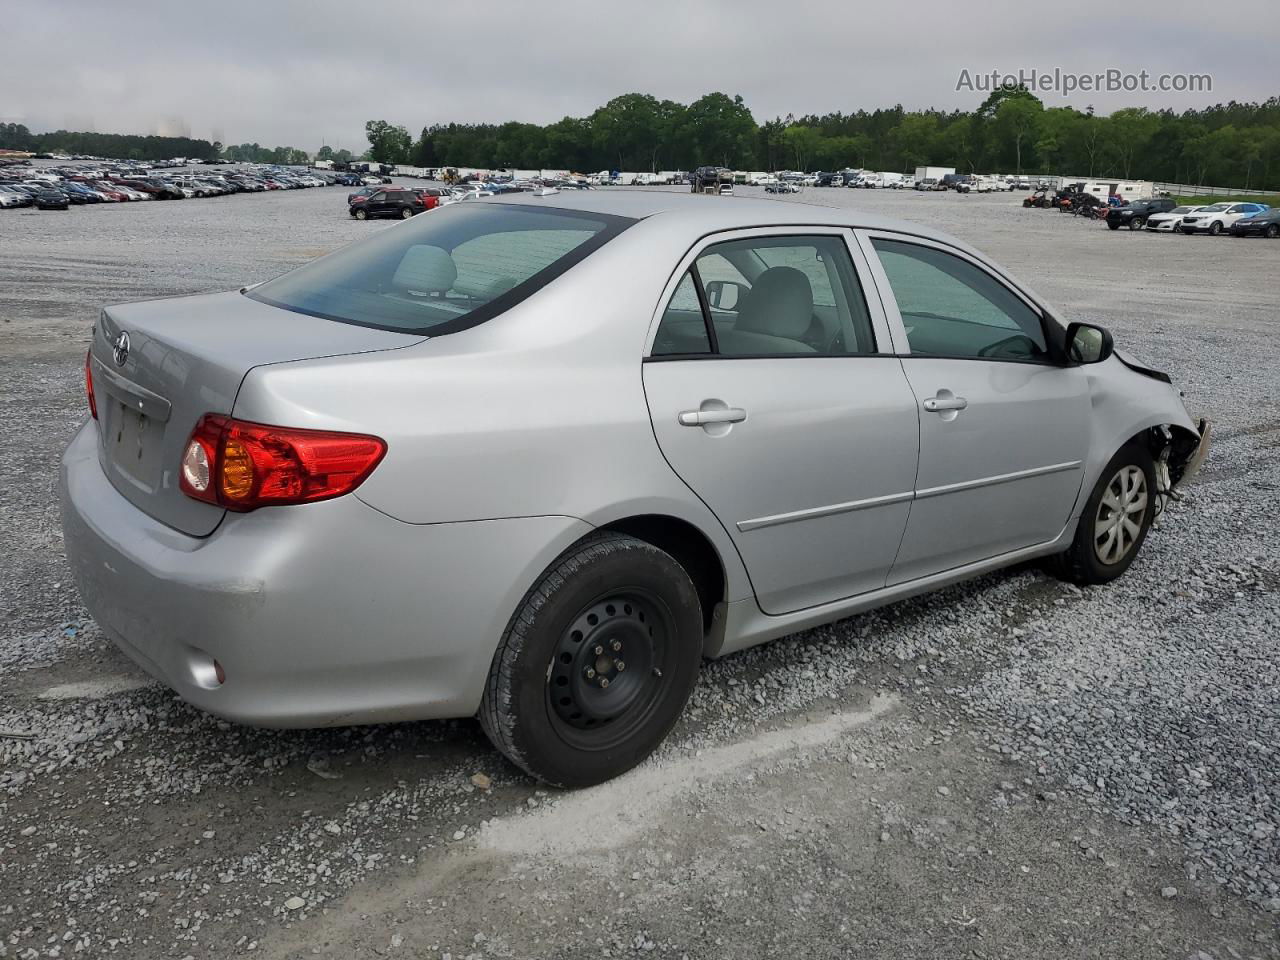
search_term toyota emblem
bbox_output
[112,331,130,367]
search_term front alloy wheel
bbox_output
[1094,466,1148,565]
[1044,441,1157,585]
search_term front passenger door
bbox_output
[860,233,1092,584]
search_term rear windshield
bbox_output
[247,202,633,335]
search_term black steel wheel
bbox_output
[546,590,670,750]
[479,533,703,787]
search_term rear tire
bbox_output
[1044,442,1156,586]
[479,533,703,788]
[1107,220,1120,230]
[400,206,413,219]
[1128,217,1145,230]
[1267,224,1279,239]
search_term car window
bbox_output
[871,238,1048,362]
[652,272,712,356]
[368,192,386,202]
[653,235,875,357]
[248,203,633,335]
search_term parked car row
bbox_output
[345,180,542,220]
[0,163,342,211]
[1022,188,1277,237]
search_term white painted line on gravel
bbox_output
[38,676,156,701]
[479,692,899,858]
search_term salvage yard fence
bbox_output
[1153,181,1280,198]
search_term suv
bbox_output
[1181,201,1270,236]
[1105,197,1176,230]
[349,189,428,220]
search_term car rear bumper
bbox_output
[60,421,592,728]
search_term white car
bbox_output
[1180,202,1270,236]
[1145,205,1209,233]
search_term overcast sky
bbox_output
[4,0,1277,151]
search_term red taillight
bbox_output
[179,414,386,511]
[85,350,98,420]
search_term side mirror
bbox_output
[1065,322,1114,365]
[704,279,747,312]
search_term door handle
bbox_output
[922,394,968,413]
[679,407,747,426]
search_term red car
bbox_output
[415,187,445,210]
[90,184,130,202]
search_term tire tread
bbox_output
[478,532,676,782]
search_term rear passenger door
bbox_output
[643,229,920,615]
[858,232,1091,583]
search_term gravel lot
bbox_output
[1,184,1277,959]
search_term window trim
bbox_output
[644,226,894,361]
[855,229,1067,366]
[688,262,720,354]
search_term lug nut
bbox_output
[600,678,610,689]
[594,645,604,655]
[616,660,626,672]
[611,640,621,651]
[585,668,596,679]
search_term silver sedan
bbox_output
[61,191,1209,786]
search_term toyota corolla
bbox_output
[61,191,1209,787]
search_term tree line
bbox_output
[6,89,1280,190]
[0,123,223,162]
[367,90,1280,190]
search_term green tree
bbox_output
[887,113,939,170]
[995,96,1043,173]
[685,92,757,168]
[1100,108,1158,179]
[365,120,411,165]
[782,124,824,170]
[591,93,664,170]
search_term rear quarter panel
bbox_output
[230,219,755,602]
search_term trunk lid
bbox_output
[91,290,422,536]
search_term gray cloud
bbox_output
[3,0,1277,150]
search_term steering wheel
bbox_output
[803,314,846,354]
[977,334,1039,359]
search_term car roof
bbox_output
[479,188,964,247]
